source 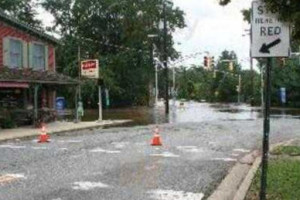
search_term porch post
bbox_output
[74,85,79,123]
[33,85,39,126]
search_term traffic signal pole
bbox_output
[238,74,242,104]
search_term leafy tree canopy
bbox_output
[40,0,186,107]
[0,0,42,28]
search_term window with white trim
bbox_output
[9,39,23,68]
[32,43,45,70]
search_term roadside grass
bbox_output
[246,158,300,200]
[270,145,300,156]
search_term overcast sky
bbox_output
[37,0,253,69]
[172,0,252,68]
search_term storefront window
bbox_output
[0,89,24,109]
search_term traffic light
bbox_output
[204,56,208,68]
[211,56,215,68]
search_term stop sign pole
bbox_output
[260,57,271,200]
[251,1,290,200]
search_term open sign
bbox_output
[81,60,99,79]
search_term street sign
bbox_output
[280,87,286,104]
[81,60,99,79]
[251,1,290,58]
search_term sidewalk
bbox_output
[0,120,131,142]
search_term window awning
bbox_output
[0,82,29,88]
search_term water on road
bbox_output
[84,101,300,126]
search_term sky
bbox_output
[172,0,252,68]
[36,0,254,69]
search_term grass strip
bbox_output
[271,145,300,156]
[246,158,300,200]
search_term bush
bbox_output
[0,113,16,129]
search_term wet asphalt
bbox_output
[1,103,300,200]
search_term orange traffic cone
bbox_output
[151,127,162,146]
[38,123,50,143]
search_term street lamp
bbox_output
[243,29,255,106]
[154,57,163,106]
[148,34,159,106]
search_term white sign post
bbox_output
[81,59,102,122]
[251,1,290,58]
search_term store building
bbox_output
[0,10,78,127]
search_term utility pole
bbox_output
[163,2,169,114]
[173,67,176,104]
[98,81,103,121]
[250,56,254,106]
[155,62,159,105]
[238,74,242,104]
[244,28,255,106]
[250,27,255,107]
[149,37,154,107]
[78,45,82,101]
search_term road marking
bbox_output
[147,189,204,200]
[59,148,68,151]
[208,141,218,147]
[59,140,82,143]
[233,149,250,153]
[90,148,121,154]
[0,145,26,149]
[112,142,129,149]
[135,142,147,146]
[150,152,180,158]
[32,146,47,150]
[72,181,110,190]
[212,158,237,162]
[231,153,239,157]
[177,146,203,153]
[0,174,26,185]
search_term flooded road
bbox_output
[82,101,300,126]
[2,102,300,200]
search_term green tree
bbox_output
[0,0,41,28]
[41,0,186,107]
[212,50,241,102]
[271,58,300,107]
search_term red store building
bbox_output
[0,10,78,127]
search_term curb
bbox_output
[207,151,261,200]
[0,120,132,143]
[232,139,297,200]
[233,156,261,200]
[208,140,297,200]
